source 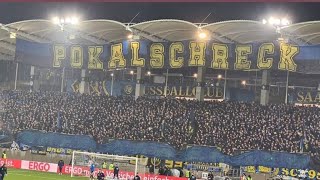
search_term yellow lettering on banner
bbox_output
[189,41,206,66]
[273,168,280,175]
[88,46,103,70]
[305,92,313,102]
[296,91,305,103]
[129,155,139,165]
[259,166,271,173]
[246,166,255,173]
[70,46,83,68]
[278,43,299,71]
[150,158,161,166]
[234,45,252,70]
[67,149,72,154]
[46,147,52,152]
[211,43,229,69]
[165,160,173,168]
[174,161,183,168]
[140,155,148,166]
[150,43,164,68]
[282,168,289,176]
[316,172,320,180]
[53,45,66,68]
[108,43,126,69]
[290,169,297,177]
[257,43,274,69]
[309,170,316,179]
[131,42,145,67]
[169,42,184,68]
[315,92,320,102]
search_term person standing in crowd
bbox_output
[133,173,140,180]
[58,159,64,175]
[89,163,95,180]
[0,164,7,180]
[102,161,107,169]
[97,170,105,180]
[158,166,165,175]
[247,175,252,180]
[109,162,114,171]
[178,168,184,177]
[113,163,119,179]
[148,164,154,174]
[240,173,247,180]
[185,169,191,178]
[1,151,6,159]
[190,173,196,180]
[208,171,214,180]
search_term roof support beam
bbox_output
[131,27,168,42]
[287,36,310,45]
[0,41,15,52]
[210,31,235,43]
[0,53,14,61]
[280,29,310,45]
[5,26,50,43]
[64,27,110,44]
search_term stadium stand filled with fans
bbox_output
[0,90,319,162]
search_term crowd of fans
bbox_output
[0,90,320,161]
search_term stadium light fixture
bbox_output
[198,31,207,39]
[10,32,16,39]
[262,19,267,25]
[52,16,80,31]
[241,80,246,85]
[262,17,291,27]
[197,27,208,40]
[281,18,290,26]
[127,33,133,39]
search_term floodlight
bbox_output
[281,18,290,26]
[130,70,134,75]
[217,74,222,79]
[265,17,291,27]
[10,32,16,39]
[52,16,80,26]
[268,17,275,25]
[52,17,60,25]
[262,19,267,24]
[111,73,114,77]
[65,17,71,24]
[274,19,281,26]
[198,32,207,39]
[147,71,151,76]
[71,17,79,25]
[127,33,133,39]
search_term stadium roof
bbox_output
[1,19,320,61]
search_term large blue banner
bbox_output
[17,130,310,170]
[15,38,320,73]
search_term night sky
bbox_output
[0,2,320,24]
